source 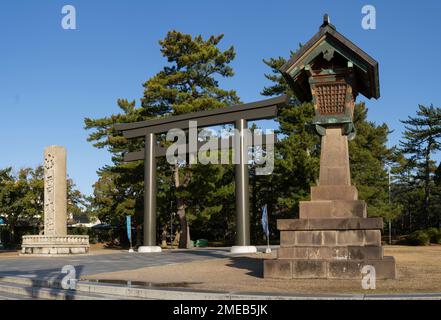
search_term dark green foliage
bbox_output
[407,230,431,246]
[67,226,114,244]
[402,228,441,245]
[349,103,401,221]
[255,54,320,241]
[426,227,441,244]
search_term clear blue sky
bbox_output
[1,0,440,196]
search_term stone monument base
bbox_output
[137,246,162,253]
[230,246,257,254]
[21,235,90,255]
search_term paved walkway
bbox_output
[0,248,241,280]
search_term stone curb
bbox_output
[0,281,124,300]
[0,275,440,300]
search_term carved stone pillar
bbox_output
[21,146,89,255]
[44,146,67,236]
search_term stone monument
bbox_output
[21,146,89,255]
[264,16,396,279]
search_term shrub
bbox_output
[426,228,441,244]
[68,226,89,236]
[434,232,441,244]
[67,227,101,244]
[407,230,431,246]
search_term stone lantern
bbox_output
[264,15,395,279]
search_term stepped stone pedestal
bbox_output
[21,146,89,255]
[264,128,396,279]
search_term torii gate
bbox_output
[115,95,287,253]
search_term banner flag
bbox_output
[126,215,132,244]
[261,204,269,238]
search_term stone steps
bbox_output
[280,230,381,247]
[266,209,395,279]
[264,256,396,279]
[278,218,383,231]
[277,246,384,260]
[311,185,358,201]
[299,200,367,219]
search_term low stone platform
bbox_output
[299,200,367,219]
[264,256,396,279]
[21,235,90,255]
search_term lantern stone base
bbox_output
[264,217,396,279]
[263,127,395,280]
[264,256,396,279]
[20,235,90,256]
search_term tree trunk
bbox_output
[174,164,191,249]
[136,223,142,247]
[424,145,432,228]
[177,197,188,248]
[7,217,16,246]
[119,216,126,247]
[10,227,15,247]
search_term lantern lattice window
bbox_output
[315,83,347,115]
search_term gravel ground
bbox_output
[82,245,441,294]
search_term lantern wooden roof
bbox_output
[280,15,380,102]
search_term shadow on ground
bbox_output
[226,256,263,278]
[0,265,85,299]
[175,249,230,260]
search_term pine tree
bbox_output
[399,104,441,228]
[145,32,240,248]
[85,31,240,248]
[392,153,421,233]
[85,99,149,246]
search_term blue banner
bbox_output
[126,215,132,244]
[261,204,269,237]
